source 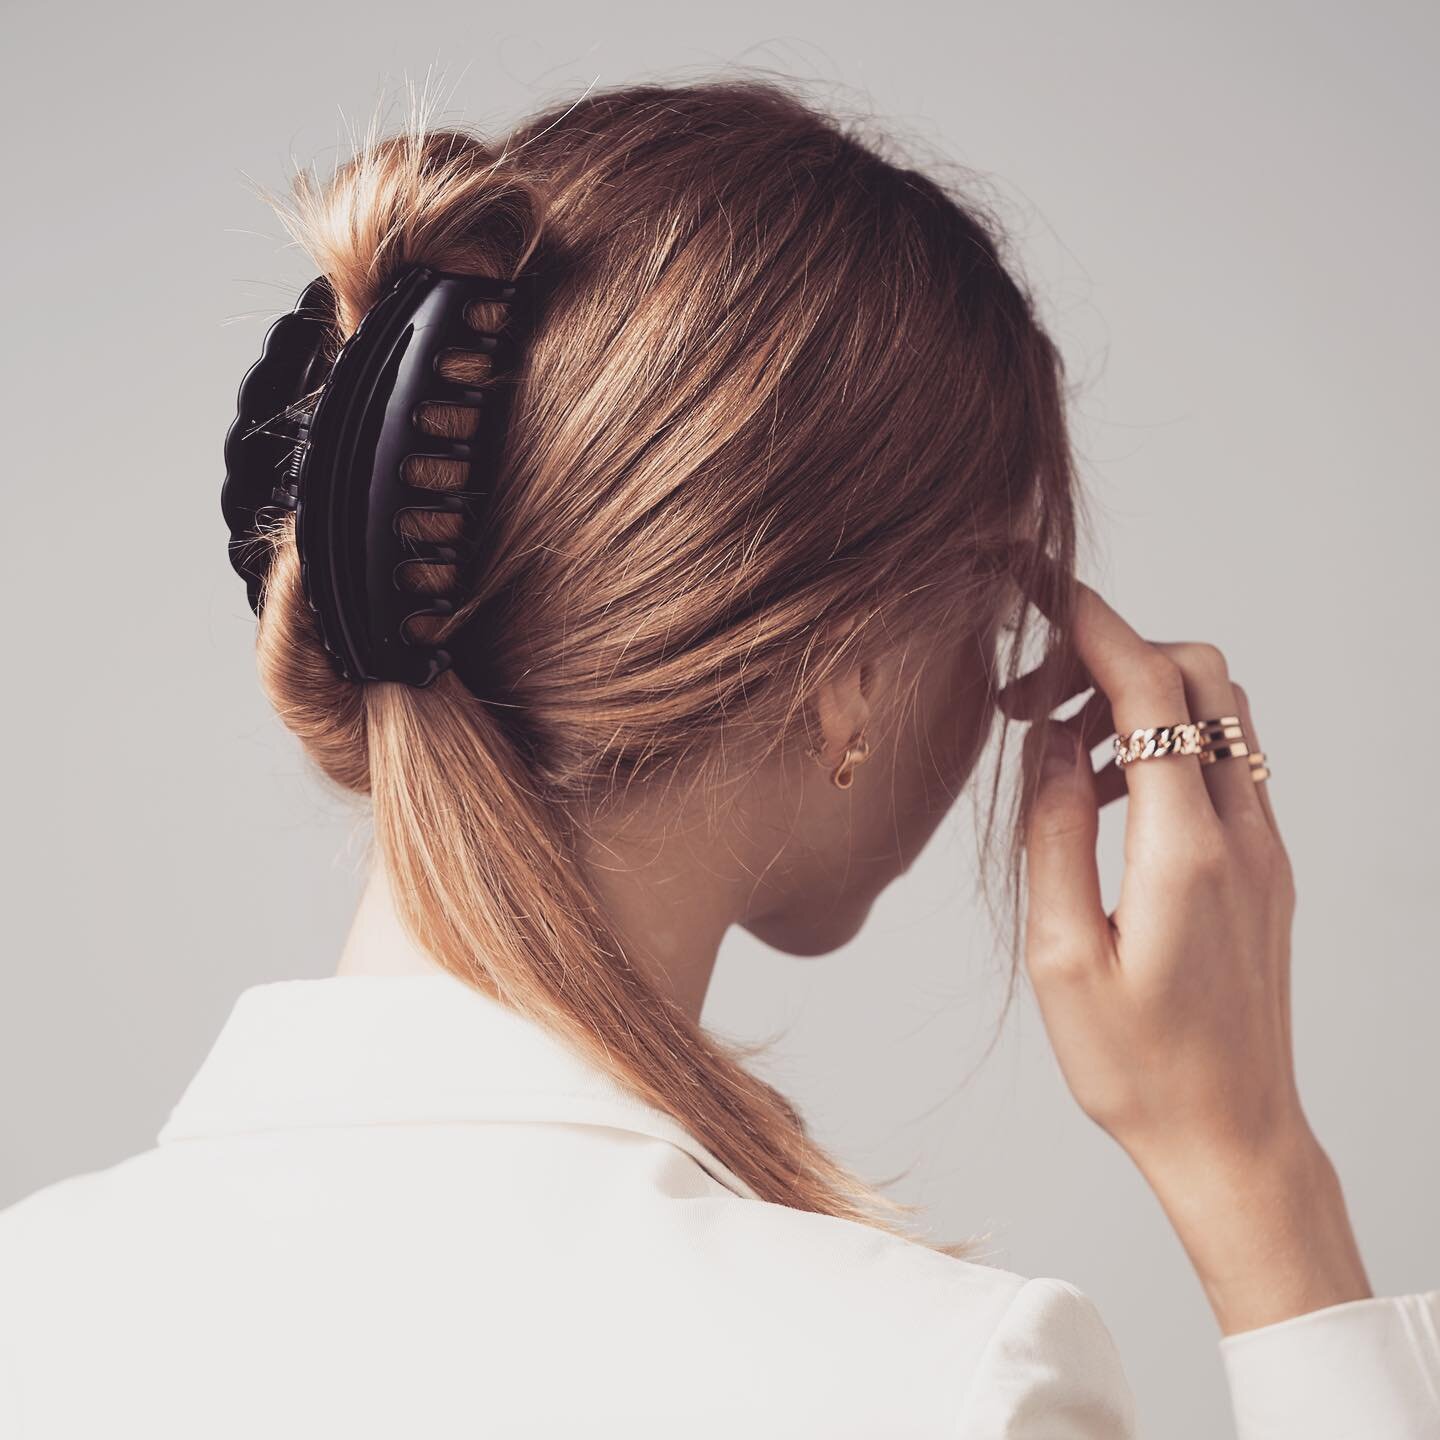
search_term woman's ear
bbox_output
[810,620,871,765]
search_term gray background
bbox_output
[3,2,1435,1435]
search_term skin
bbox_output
[573,615,1002,1017]
[1009,580,1370,1335]
[339,580,1371,1337]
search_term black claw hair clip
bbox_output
[220,275,336,616]
[221,264,530,688]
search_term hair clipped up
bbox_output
[244,78,1082,1245]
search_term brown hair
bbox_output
[249,78,1081,1240]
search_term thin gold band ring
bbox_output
[1114,716,1271,783]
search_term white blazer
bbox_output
[2,889,1437,1438]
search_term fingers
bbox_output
[1048,689,1128,808]
[1002,567,1264,827]
[1091,760,1127,809]
[1021,720,1110,965]
[1061,686,1115,752]
[1069,582,1213,820]
[1156,642,1263,825]
[996,644,1090,721]
[1230,682,1278,834]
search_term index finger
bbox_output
[1069,580,1213,815]
[1007,550,1216,817]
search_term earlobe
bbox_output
[807,653,872,789]
[829,725,871,789]
[801,613,880,791]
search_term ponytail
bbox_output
[368,673,911,1226]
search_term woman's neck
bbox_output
[335,865,449,978]
[335,856,733,1024]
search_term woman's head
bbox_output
[251,78,1080,1236]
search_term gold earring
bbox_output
[831,726,871,789]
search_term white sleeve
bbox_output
[1220,1291,1440,1440]
[960,1277,1139,1438]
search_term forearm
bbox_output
[1136,1127,1372,1336]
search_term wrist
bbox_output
[1134,1126,1372,1336]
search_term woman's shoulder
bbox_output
[0,1146,1138,1437]
[0,1149,176,1310]
[670,1192,1136,1433]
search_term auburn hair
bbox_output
[249,78,1082,1241]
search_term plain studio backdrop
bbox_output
[2,3,1435,1436]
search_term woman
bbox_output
[1,79,1434,1438]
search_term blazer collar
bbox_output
[156,894,761,1203]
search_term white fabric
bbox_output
[1,920,1436,1436]
[1221,1293,1440,1439]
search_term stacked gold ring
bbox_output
[1113,714,1271,783]
[1197,714,1248,764]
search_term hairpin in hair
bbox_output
[220,264,530,689]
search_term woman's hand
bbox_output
[1000,580,1371,1335]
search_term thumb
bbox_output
[1022,722,1108,961]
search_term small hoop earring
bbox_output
[831,727,871,790]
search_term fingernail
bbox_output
[1042,729,1079,779]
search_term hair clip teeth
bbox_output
[405,595,456,619]
[406,438,475,465]
[397,597,456,638]
[415,382,491,414]
[392,496,474,532]
[393,544,471,587]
